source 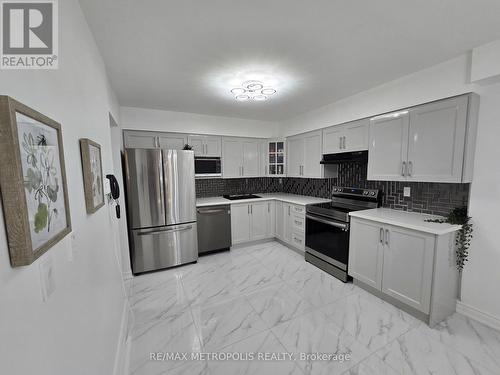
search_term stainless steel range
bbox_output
[305,187,380,282]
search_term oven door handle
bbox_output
[306,214,349,230]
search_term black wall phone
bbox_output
[106,174,121,218]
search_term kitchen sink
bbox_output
[223,194,262,200]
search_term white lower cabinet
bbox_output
[231,201,274,244]
[349,217,450,318]
[233,200,305,251]
[349,218,434,313]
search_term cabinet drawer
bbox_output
[291,214,305,232]
[292,205,305,215]
[291,231,305,250]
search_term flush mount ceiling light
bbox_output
[230,79,277,102]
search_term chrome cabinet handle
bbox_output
[408,161,413,177]
[251,205,253,214]
[401,161,406,177]
[265,165,267,175]
[288,206,290,216]
[242,166,244,176]
[380,228,384,243]
[268,202,271,213]
[339,137,343,149]
[385,229,390,245]
[343,136,346,150]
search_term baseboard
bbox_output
[456,300,500,331]
[113,299,132,375]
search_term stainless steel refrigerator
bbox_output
[124,149,198,274]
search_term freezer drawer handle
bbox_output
[137,225,193,236]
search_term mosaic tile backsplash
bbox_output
[196,162,469,216]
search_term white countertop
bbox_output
[349,208,461,235]
[196,193,330,207]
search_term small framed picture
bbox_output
[79,138,104,214]
[0,96,72,267]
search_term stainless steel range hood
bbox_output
[320,150,368,164]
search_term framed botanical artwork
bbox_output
[0,96,71,267]
[79,138,104,214]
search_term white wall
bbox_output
[0,1,127,374]
[280,51,500,323]
[120,106,280,138]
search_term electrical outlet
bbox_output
[39,256,55,302]
[403,187,411,197]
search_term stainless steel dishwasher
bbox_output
[196,205,231,254]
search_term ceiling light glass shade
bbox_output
[253,95,267,101]
[235,94,250,101]
[242,80,264,91]
[261,88,276,95]
[230,88,246,95]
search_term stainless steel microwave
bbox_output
[195,157,222,177]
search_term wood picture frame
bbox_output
[0,96,72,267]
[79,138,104,214]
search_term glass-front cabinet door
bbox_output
[266,139,286,176]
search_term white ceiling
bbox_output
[79,0,500,121]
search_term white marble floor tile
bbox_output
[272,310,371,375]
[418,313,500,374]
[342,353,399,375]
[286,270,357,309]
[246,283,315,329]
[228,261,283,295]
[321,293,412,351]
[181,272,238,307]
[376,327,496,375]
[191,295,268,351]
[207,330,303,375]
[129,308,202,374]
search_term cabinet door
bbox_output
[222,138,243,178]
[382,226,434,313]
[250,202,268,240]
[367,111,409,181]
[187,136,204,156]
[123,131,158,149]
[303,131,323,178]
[344,119,369,152]
[348,219,384,290]
[242,140,260,177]
[283,203,293,244]
[275,201,284,240]
[266,201,276,238]
[287,137,303,177]
[322,125,344,154]
[407,96,468,182]
[231,204,251,244]
[204,136,222,157]
[158,133,187,150]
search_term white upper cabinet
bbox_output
[242,139,260,177]
[287,136,303,177]
[323,119,369,154]
[187,135,221,157]
[407,96,468,182]
[222,138,244,178]
[222,137,262,178]
[367,111,410,181]
[303,131,323,178]
[158,133,187,150]
[368,94,478,183]
[286,130,323,178]
[124,130,187,150]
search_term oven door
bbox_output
[305,213,350,270]
[195,157,221,177]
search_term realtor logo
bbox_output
[1,0,58,69]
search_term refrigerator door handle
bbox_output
[137,225,193,236]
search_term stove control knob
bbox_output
[370,191,376,196]
[363,191,368,195]
[338,188,342,192]
[333,188,337,192]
